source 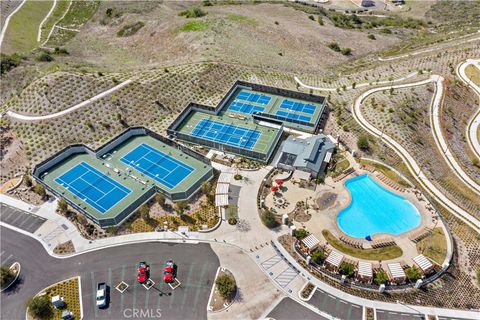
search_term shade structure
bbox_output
[387,262,406,282]
[413,254,434,273]
[215,194,229,207]
[301,234,320,251]
[218,172,233,184]
[325,250,344,269]
[357,261,373,280]
[215,183,229,195]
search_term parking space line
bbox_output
[25,218,43,233]
[108,268,112,315]
[155,278,164,309]
[132,265,137,309]
[18,214,33,227]
[192,263,207,310]
[1,254,13,266]
[0,250,5,258]
[90,272,98,318]
[1,210,15,221]
[180,263,195,310]
[119,265,126,313]
[9,212,24,225]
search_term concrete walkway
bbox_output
[352,75,480,233]
[5,79,132,121]
[429,75,480,195]
[294,71,418,92]
[457,58,480,160]
[0,0,27,48]
[377,31,480,61]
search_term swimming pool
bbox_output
[337,174,421,238]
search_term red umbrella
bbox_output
[275,179,284,186]
[271,186,279,192]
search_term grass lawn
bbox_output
[322,230,403,261]
[2,0,54,54]
[416,228,447,264]
[40,0,71,43]
[227,14,258,26]
[57,0,100,28]
[179,21,210,32]
[465,65,480,87]
[358,159,411,187]
[327,153,350,176]
[43,277,81,320]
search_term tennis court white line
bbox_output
[139,143,193,172]
[79,162,131,193]
[57,177,110,213]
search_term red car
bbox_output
[137,262,150,284]
[163,260,175,283]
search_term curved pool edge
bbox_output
[335,173,422,239]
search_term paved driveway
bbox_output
[308,288,363,320]
[0,227,219,320]
[267,297,329,320]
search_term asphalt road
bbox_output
[308,288,363,320]
[0,227,219,320]
[267,297,329,320]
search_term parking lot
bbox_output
[267,297,329,320]
[376,309,425,320]
[308,288,363,320]
[80,243,219,320]
[0,203,45,233]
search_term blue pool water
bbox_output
[337,174,421,238]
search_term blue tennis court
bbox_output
[237,91,271,105]
[121,143,194,189]
[55,162,131,213]
[228,101,265,114]
[280,99,316,115]
[192,119,260,150]
[276,110,311,123]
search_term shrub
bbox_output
[26,295,53,320]
[228,217,237,225]
[406,266,422,281]
[341,47,352,55]
[36,53,54,62]
[261,209,278,228]
[367,34,376,40]
[215,274,236,299]
[317,16,324,25]
[138,204,150,221]
[233,174,243,180]
[24,175,33,187]
[380,28,392,34]
[117,21,145,37]
[200,181,212,195]
[174,201,189,215]
[53,47,69,55]
[308,15,315,21]
[327,42,341,52]
[311,250,325,264]
[374,270,388,285]
[106,226,118,235]
[294,228,308,239]
[357,135,370,151]
[1,53,22,74]
[226,205,237,220]
[340,262,355,278]
[33,184,47,199]
[155,193,166,207]
[178,6,206,18]
[57,199,68,214]
[1,266,15,288]
[202,0,213,6]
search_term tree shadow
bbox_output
[235,219,250,232]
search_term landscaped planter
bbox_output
[298,281,316,301]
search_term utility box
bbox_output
[282,214,288,225]
[378,284,386,293]
[290,225,296,236]
[51,295,65,309]
[414,279,423,288]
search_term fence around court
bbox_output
[31,126,214,228]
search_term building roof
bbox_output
[301,234,320,250]
[215,194,229,207]
[326,250,344,268]
[218,172,233,184]
[387,263,406,279]
[215,183,229,195]
[357,261,373,278]
[413,254,434,272]
[277,134,335,174]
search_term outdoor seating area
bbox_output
[332,167,355,183]
[413,254,435,275]
[370,237,396,249]
[325,250,344,272]
[408,227,432,243]
[356,261,373,283]
[376,172,406,192]
[339,235,364,249]
[387,262,407,284]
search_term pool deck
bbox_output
[264,152,451,267]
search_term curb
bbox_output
[298,281,316,302]
[207,267,238,313]
[0,262,21,292]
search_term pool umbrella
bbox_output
[275,179,284,186]
[365,235,372,241]
[271,186,279,192]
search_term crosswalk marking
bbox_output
[273,266,298,288]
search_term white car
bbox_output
[96,283,107,308]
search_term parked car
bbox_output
[137,262,150,284]
[96,283,107,308]
[163,260,176,283]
